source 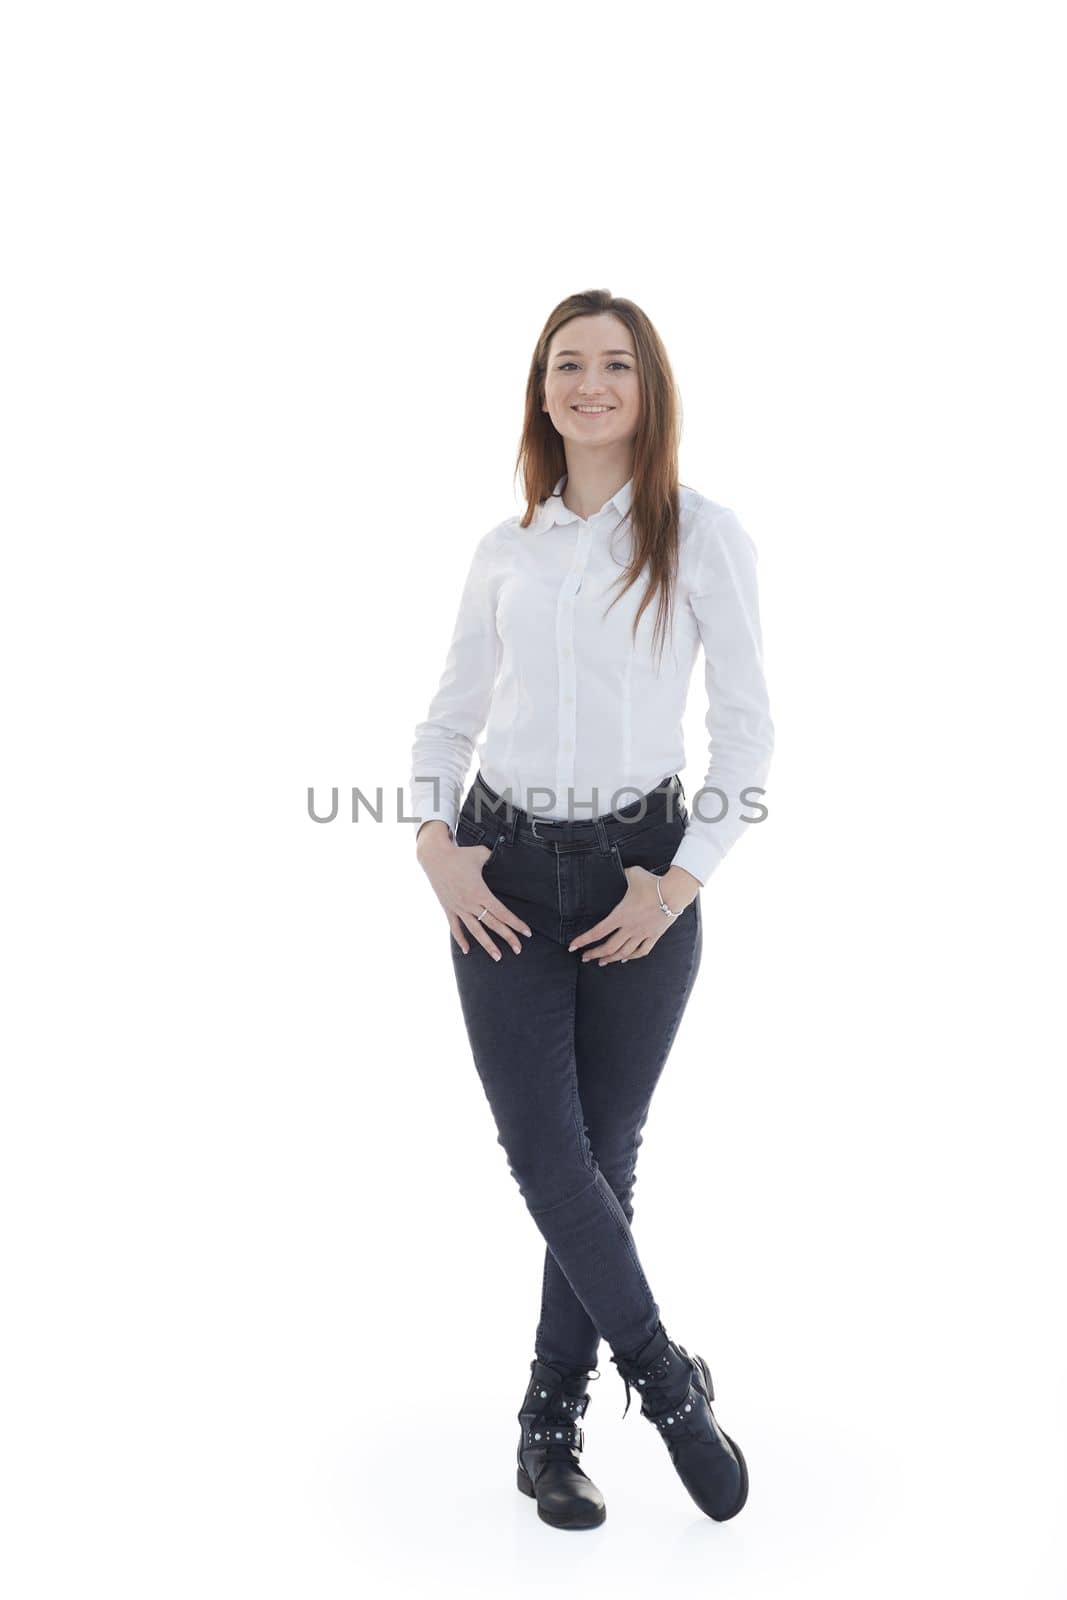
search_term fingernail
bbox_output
[523,929,532,938]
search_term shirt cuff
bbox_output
[668,832,726,888]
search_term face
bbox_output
[541,313,641,449]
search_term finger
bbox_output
[580,931,635,963]
[595,935,642,966]
[620,934,655,963]
[459,909,503,962]
[478,902,523,956]
[484,894,532,944]
[568,912,621,954]
[449,914,470,955]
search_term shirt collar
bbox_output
[532,473,633,532]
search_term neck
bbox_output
[560,450,634,520]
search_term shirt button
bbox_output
[563,692,574,703]
[562,738,573,750]
[562,647,572,658]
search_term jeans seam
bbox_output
[657,912,702,1064]
[605,914,701,1293]
[528,1175,598,1218]
[571,1042,592,1176]
[596,1175,656,1293]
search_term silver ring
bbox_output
[476,906,489,922]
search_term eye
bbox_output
[556,361,632,372]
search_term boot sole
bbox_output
[694,1354,749,1521]
[516,1464,607,1529]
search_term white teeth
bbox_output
[574,406,611,413]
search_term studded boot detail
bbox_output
[610,1321,748,1521]
[516,1358,606,1530]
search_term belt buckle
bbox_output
[530,815,558,839]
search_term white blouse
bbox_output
[409,474,774,886]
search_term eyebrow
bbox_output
[553,349,636,359]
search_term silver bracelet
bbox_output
[656,878,680,919]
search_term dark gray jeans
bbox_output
[449,769,702,1371]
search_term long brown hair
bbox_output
[514,288,685,666]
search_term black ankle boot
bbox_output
[610,1322,748,1521]
[516,1358,606,1530]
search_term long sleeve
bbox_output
[670,506,775,886]
[409,529,501,844]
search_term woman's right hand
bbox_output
[416,822,532,960]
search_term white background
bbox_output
[3,2,1065,1595]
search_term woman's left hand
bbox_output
[568,865,701,964]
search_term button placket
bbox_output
[555,518,592,804]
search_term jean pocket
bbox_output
[481,834,506,873]
[611,819,685,882]
[455,815,487,847]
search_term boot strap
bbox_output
[644,1383,718,1444]
[521,1419,584,1451]
[522,1390,589,1421]
[632,1350,675,1386]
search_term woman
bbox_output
[409,289,774,1531]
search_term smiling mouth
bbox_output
[572,405,615,415]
